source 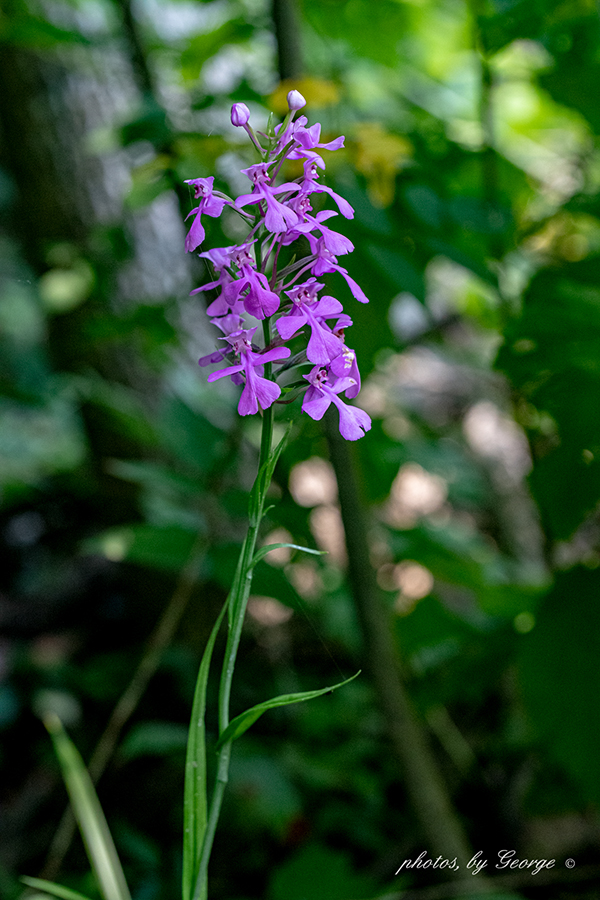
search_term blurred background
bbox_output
[2,0,600,898]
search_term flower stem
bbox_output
[192,351,275,900]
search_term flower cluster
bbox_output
[185,92,371,441]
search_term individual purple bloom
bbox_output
[198,314,246,370]
[199,246,235,271]
[302,366,371,440]
[196,244,279,319]
[332,313,353,333]
[191,266,235,314]
[329,345,361,399]
[229,245,281,319]
[213,313,246,335]
[287,121,345,164]
[231,102,251,126]
[276,279,344,365]
[184,177,227,252]
[284,197,354,257]
[273,114,306,155]
[235,164,300,233]
[287,90,306,111]
[309,237,369,303]
[188,247,244,317]
[205,276,247,317]
[310,309,361,399]
[230,103,265,153]
[300,160,354,219]
[207,328,291,416]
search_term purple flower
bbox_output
[189,247,242,317]
[231,102,251,126]
[309,237,369,303]
[287,90,306,111]
[286,119,345,164]
[194,244,280,319]
[329,345,361,399]
[302,366,371,440]
[235,164,300,233]
[198,314,246,372]
[230,245,281,319]
[184,177,227,252]
[207,328,291,416]
[284,198,354,257]
[300,160,354,219]
[276,279,344,365]
[185,96,372,442]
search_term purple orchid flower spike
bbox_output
[302,366,372,441]
[235,164,300,233]
[184,177,228,252]
[207,328,291,416]
[186,93,372,440]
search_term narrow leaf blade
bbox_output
[182,597,229,900]
[216,671,360,750]
[20,876,94,900]
[250,542,326,569]
[45,716,131,900]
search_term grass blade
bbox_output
[250,542,325,569]
[215,671,360,750]
[45,715,131,900]
[20,876,94,900]
[182,597,229,900]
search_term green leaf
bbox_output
[250,543,326,569]
[20,877,94,900]
[44,716,131,900]
[215,672,361,751]
[182,598,229,900]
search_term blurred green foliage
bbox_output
[2,0,600,899]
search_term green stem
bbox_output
[192,347,275,900]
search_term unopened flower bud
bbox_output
[231,102,251,127]
[287,90,306,111]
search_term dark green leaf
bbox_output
[20,877,94,900]
[215,672,361,750]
